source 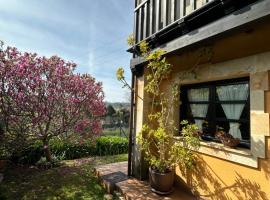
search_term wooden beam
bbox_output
[137,8,142,42]
[130,0,270,67]
[163,0,168,27]
[171,0,175,22]
[143,4,148,39]
[156,0,160,31]
[149,0,153,35]
[191,0,195,10]
[180,0,184,18]
[134,11,138,44]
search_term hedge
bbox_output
[8,136,128,165]
[96,136,128,156]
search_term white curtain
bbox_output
[188,88,209,131]
[216,84,249,139]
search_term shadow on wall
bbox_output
[177,155,269,200]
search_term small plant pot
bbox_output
[149,167,174,195]
[215,131,240,148]
[221,138,240,148]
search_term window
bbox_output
[180,78,250,148]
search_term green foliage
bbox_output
[106,104,116,116]
[116,40,200,173]
[6,136,128,165]
[139,40,150,56]
[96,136,128,156]
[127,34,135,46]
[36,155,61,169]
[116,67,125,81]
[137,42,200,173]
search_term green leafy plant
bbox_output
[127,34,135,47]
[117,41,200,173]
[9,136,128,165]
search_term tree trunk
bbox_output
[43,139,52,162]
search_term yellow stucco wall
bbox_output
[135,22,270,199]
[175,140,270,199]
[171,23,270,200]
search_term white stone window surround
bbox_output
[175,51,270,168]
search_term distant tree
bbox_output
[116,108,130,125]
[0,44,106,162]
[106,105,116,117]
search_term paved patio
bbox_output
[94,161,197,200]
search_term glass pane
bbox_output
[216,84,249,101]
[239,122,250,140]
[188,88,209,102]
[189,104,209,118]
[216,121,230,134]
[216,84,249,139]
[215,104,226,119]
[240,103,249,120]
[221,104,246,120]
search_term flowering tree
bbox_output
[0,44,105,161]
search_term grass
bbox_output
[0,154,128,200]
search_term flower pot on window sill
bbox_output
[215,131,240,148]
[220,137,240,148]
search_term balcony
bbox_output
[132,0,256,52]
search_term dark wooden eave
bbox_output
[130,0,270,70]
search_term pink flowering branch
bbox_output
[0,45,106,161]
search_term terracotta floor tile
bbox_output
[94,162,196,200]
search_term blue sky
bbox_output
[0,0,133,102]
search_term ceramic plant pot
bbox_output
[149,167,174,195]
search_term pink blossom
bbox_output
[0,45,106,142]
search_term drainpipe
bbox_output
[128,71,135,177]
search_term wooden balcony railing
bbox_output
[134,0,215,44]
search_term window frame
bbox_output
[180,77,250,148]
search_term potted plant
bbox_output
[215,130,240,148]
[138,121,200,194]
[117,39,200,194]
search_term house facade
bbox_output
[128,0,270,199]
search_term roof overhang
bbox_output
[130,0,270,70]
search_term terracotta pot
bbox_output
[149,167,174,194]
[221,137,240,148]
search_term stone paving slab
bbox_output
[94,161,197,200]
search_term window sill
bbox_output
[174,136,258,168]
[199,140,251,156]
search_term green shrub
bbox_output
[96,136,128,156]
[50,138,96,160]
[11,136,128,165]
[36,155,61,169]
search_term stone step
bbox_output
[94,161,198,200]
[94,161,128,194]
